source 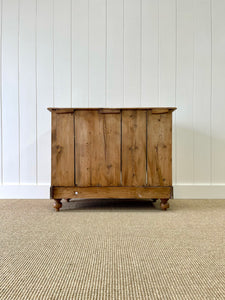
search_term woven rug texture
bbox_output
[0,198,225,300]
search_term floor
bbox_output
[0,198,225,299]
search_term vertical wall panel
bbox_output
[53,0,71,107]
[124,0,141,107]
[159,0,176,107]
[2,0,20,183]
[193,0,211,183]
[0,0,2,183]
[211,0,225,183]
[89,0,106,107]
[1,0,225,196]
[141,0,159,107]
[72,0,89,107]
[19,0,36,183]
[107,0,123,107]
[37,0,53,184]
[176,0,195,184]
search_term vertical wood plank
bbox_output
[176,0,194,184]
[98,112,121,185]
[193,0,211,183]
[211,0,225,183]
[107,0,123,107]
[159,0,176,106]
[37,0,53,184]
[19,0,36,183]
[122,110,146,186]
[72,0,89,107]
[75,111,92,186]
[52,112,74,186]
[124,0,141,107]
[147,111,172,186]
[75,110,121,186]
[51,110,57,185]
[54,0,71,107]
[141,0,159,106]
[89,0,106,107]
[2,0,20,183]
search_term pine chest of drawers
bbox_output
[48,107,176,211]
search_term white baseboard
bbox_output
[0,184,50,199]
[0,184,225,199]
[174,184,225,199]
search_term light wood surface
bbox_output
[51,112,74,186]
[147,111,172,186]
[75,110,121,186]
[48,107,177,112]
[52,186,172,200]
[49,107,175,211]
[122,110,146,186]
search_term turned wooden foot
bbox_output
[54,199,62,212]
[160,199,170,210]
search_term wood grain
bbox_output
[51,112,74,186]
[122,110,147,186]
[75,110,121,186]
[52,186,173,200]
[51,111,57,185]
[147,111,172,186]
[151,108,169,114]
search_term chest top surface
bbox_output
[48,107,177,112]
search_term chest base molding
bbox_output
[51,186,173,200]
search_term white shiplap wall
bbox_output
[1,0,225,199]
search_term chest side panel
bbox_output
[147,111,172,186]
[51,111,75,186]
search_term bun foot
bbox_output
[160,199,170,210]
[54,199,62,211]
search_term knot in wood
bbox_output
[56,145,62,153]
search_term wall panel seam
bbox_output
[70,0,72,108]
[0,0,3,184]
[52,0,55,107]
[105,0,107,107]
[35,0,38,184]
[18,0,21,184]
[140,0,142,106]
[192,0,196,185]
[157,0,160,106]
[122,0,124,107]
[210,0,213,185]
[88,0,90,107]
